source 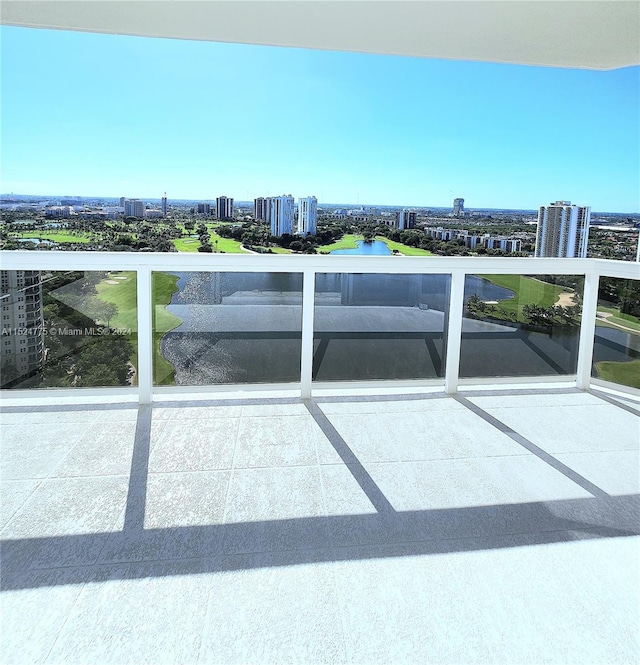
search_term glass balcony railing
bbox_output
[0,252,638,400]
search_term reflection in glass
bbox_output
[312,273,449,381]
[0,270,137,389]
[459,274,584,378]
[592,277,640,389]
[153,272,303,385]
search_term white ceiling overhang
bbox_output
[1,0,639,70]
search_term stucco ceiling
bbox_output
[1,0,639,70]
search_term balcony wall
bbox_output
[0,251,638,402]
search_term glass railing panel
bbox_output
[152,271,302,385]
[0,269,137,389]
[459,274,584,378]
[312,273,449,381]
[592,276,640,389]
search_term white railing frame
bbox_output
[1,252,638,403]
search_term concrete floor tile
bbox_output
[0,479,41,530]
[316,396,461,415]
[320,464,377,516]
[163,405,244,420]
[1,476,129,539]
[44,560,212,665]
[144,470,230,529]
[555,450,640,496]
[234,415,323,468]
[199,553,347,664]
[0,424,90,480]
[52,422,138,477]
[478,403,639,453]
[468,391,604,409]
[148,419,238,472]
[0,568,88,665]
[241,402,309,417]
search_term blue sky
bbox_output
[1,26,638,211]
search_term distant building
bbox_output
[453,198,465,217]
[197,203,211,215]
[298,196,317,235]
[216,196,234,220]
[0,270,44,387]
[535,201,590,258]
[268,195,295,236]
[124,199,145,218]
[396,210,416,230]
[119,196,126,207]
[44,206,71,218]
[161,193,167,217]
[254,197,268,222]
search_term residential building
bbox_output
[197,203,211,215]
[254,197,268,222]
[396,210,416,230]
[216,196,234,220]
[298,196,318,235]
[0,270,44,386]
[124,199,145,218]
[535,201,591,257]
[268,195,295,236]
[161,193,167,217]
[453,198,465,217]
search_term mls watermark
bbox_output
[2,327,133,337]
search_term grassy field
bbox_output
[478,274,571,321]
[595,304,640,332]
[94,271,181,385]
[318,234,362,251]
[11,230,92,243]
[595,359,640,389]
[152,272,183,385]
[172,230,245,253]
[376,237,433,256]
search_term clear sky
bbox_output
[1,26,638,212]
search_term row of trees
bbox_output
[466,294,582,328]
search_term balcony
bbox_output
[1,251,639,664]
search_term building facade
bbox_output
[1,270,44,387]
[268,195,295,236]
[161,193,167,217]
[453,198,465,217]
[197,203,211,215]
[216,196,234,220]
[254,197,268,221]
[297,196,318,235]
[535,201,590,258]
[124,199,145,218]
[396,210,417,230]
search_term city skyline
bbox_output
[1,26,639,212]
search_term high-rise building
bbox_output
[197,203,211,215]
[297,196,317,235]
[396,210,416,230]
[162,193,167,217]
[535,201,590,258]
[268,195,295,236]
[254,197,268,221]
[453,198,465,217]
[124,199,145,218]
[216,196,234,220]
[0,270,44,387]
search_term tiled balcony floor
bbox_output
[1,388,639,664]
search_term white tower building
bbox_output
[297,196,317,235]
[268,195,295,236]
[535,201,591,258]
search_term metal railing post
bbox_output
[444,270,465,394]
[576,270,599,390]
[136,267,153,404]
[300,269,316,399]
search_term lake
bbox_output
[330,240,392,255]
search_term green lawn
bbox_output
[376,237,433,256]
[11,230,92,243]
[319,234,362,251]
[94,271,181,386]
[595,359,640,389]
[152,272,183,385]
[478,274,572,321]
[172,230,245,253]
[595,304,640,332]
